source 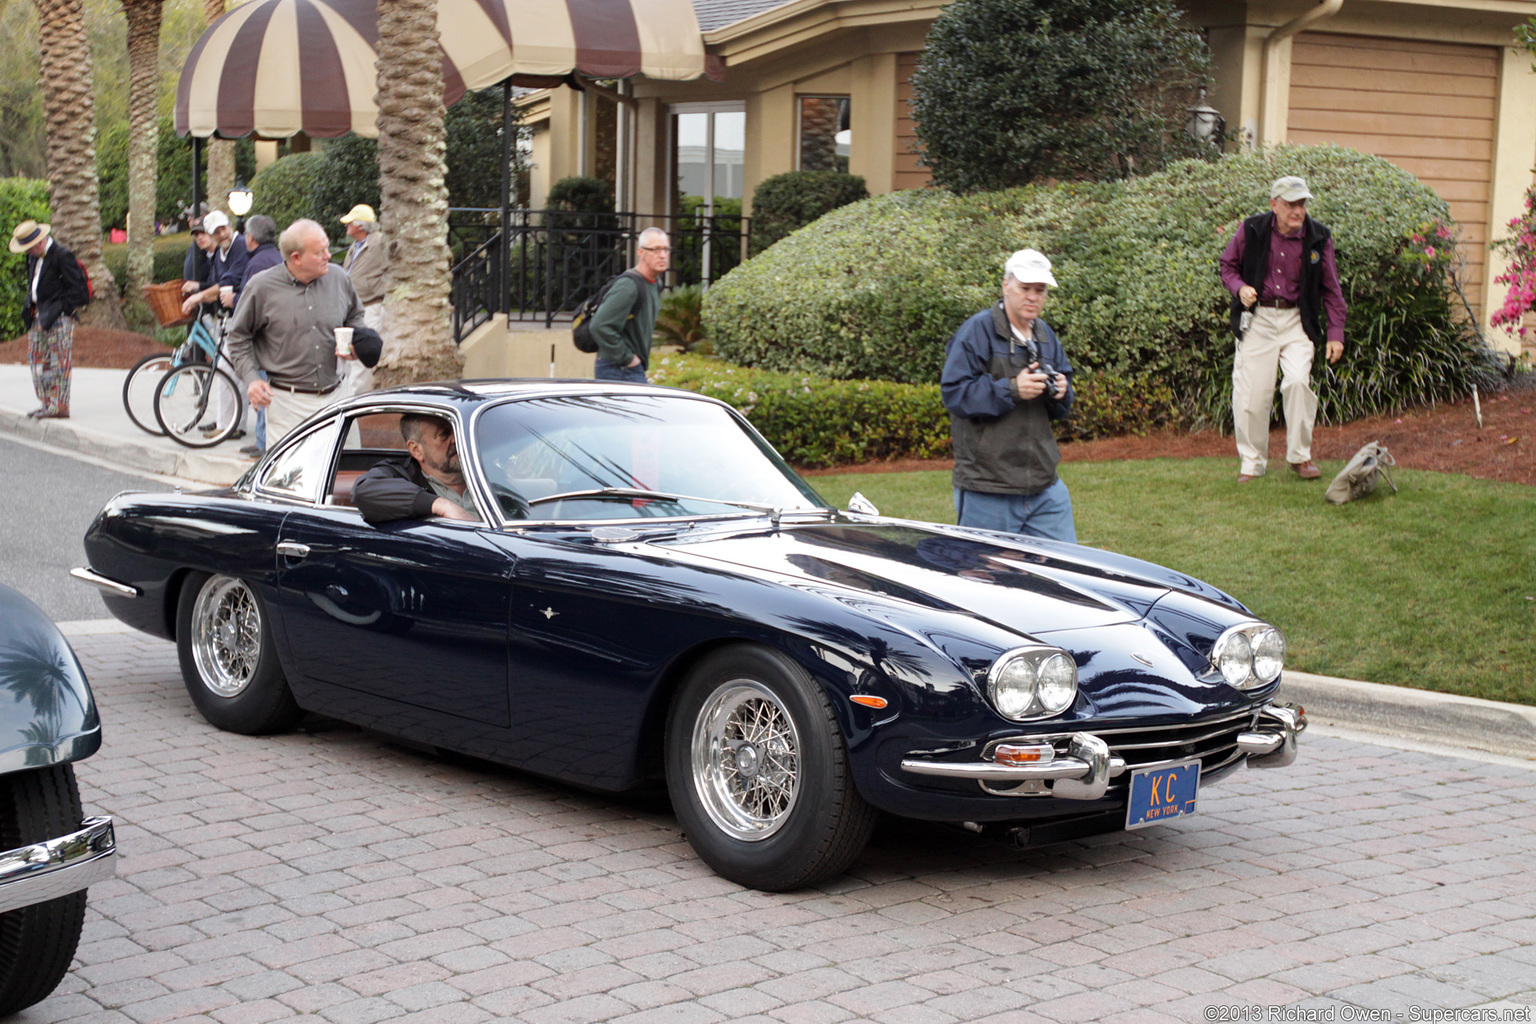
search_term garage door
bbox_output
[1288,32,1498,312]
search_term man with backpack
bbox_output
[588,227,669,382]
[10,220,90,420]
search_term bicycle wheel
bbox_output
[154,364,245,448]
[122,352,175,436]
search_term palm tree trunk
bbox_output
[121,0,162,300]
[202,0,234,214]
[33,0,126,329]
[373,0,461,385]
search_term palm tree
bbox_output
[202,0,234,214]
[120,0,163,298]
[373,0,461,384]
[31,0,126,328]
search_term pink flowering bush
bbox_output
[1490,184,1536,339]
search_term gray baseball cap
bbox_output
[1271,176,1313,202]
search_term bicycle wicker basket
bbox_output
[143,279,194,328]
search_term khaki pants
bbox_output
[1231,307,1316,477]
[266,387,338,446]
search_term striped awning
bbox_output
[175,0,722,140]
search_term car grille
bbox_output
[1029,708,1260,785]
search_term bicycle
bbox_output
[122,312,246,448]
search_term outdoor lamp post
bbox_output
[1185,89,1225,147]
[228,181,253,229]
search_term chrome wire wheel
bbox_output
[189,576,262,698]
[691,680,801,841]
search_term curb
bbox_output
[1278,670,1536,761]
[0,407,248,485]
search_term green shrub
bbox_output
[650,353,950,467]
[748,171,868,255]
[251,152,328,236]
[308,135,380,243]
[0,177,51,337]
[706,146,1502,430]
[651,353,1187,465]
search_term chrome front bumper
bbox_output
[70,567,140,598]
[900,705,1305,801]
[0,816,117,914]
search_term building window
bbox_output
[671,105,745,213]
[798,96,850,173]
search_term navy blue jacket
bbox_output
[941,304,1074,496]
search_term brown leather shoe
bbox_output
[1237,473,1256,483]
[1291,460,1321,479]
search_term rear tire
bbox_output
[0,765,88,1017]
[665,645,876,891]
[176,572,301,734]
[155,364,245,448]
[122,352,174,436]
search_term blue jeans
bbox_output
[954,478,1077,543]
[594,358,646,383]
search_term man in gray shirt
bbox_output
[226,218,366,444]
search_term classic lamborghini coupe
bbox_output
[74,381,1301,890]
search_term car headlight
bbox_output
[1211,622,1286,689]
[987,645,1079,721]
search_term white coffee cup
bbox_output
[335,326,353,357]
[219,285,234,304]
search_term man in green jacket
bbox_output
[591,227,669,382]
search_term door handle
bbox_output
[277,541,310,559]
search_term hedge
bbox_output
[704,146,1503,430]
[651,352,1186,468]
[0,178,52,338]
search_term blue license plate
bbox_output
[1125,759,1200,829]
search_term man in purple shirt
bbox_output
[1219,175,1346,482]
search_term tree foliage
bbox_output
[910,0,1215,192]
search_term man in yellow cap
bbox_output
[338,204,385,396]
[10,220,89,419]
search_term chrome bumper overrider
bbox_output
[900,705,1305,801]
[70,567,140,598]
[0,816,117,914]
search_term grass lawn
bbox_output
[807,458,1536,706]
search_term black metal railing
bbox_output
[448,208,750,341]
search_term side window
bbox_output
[257,422,340,502]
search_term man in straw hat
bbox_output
[10,219,90,419]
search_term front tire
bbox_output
[176,572,302,734]
[0,765,88,1017]
[665,645,876,891]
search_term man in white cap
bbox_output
[10,219,89,419]
[941,248,1077,542]
[338,203,385,397]
[1219,175,1347,483]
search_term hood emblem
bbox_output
[1131,652,1154,668]
[540,607,558,620]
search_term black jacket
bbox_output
[1229,212,1333,344]
[24,240,90,331]
[351,457,441,524]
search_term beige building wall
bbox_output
[517,0,1536,350]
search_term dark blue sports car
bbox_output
[75,381,1301,891]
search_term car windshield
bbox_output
[473,393,831,521]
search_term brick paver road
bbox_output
[33,625,1536,1024]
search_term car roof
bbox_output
[329,378,717,415]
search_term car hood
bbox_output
[660,519,1178,639]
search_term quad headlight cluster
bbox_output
[1211,622,1286,689]
[987,645,1078,721]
